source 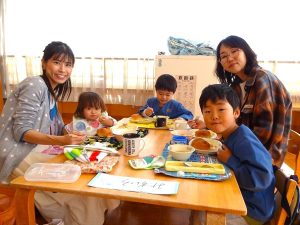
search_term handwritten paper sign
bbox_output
[88,173,179,195]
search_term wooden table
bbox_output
[11,129,247,225]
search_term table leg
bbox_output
[189,210,202,225]
[15,188,36,225]
[189,210,226,225]
[206,212,226,225]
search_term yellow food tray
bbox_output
[129,118,155,124]
[128,119,174,130]
[165,161,225,174]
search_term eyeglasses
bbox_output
[219,48,241,63]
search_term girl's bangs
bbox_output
[84,98,101,109]
[52,53,74,65]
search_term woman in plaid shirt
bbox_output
[215,35,292,166]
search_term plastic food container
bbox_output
[24,163,81,183]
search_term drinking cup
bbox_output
[155,116,168,127]
[174,120,189,130]
[123,133,145,156]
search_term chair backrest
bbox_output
[287,129,300,178]
[0,184,16,225]
[270,168,298,225]
[0,78,4,113]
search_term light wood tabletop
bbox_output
[11,129,247,225]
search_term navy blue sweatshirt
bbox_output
[224,125,275,222]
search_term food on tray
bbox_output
[131,113,143,120]
[129,114,155,124]
[97,127,113,137]
[190,137,211,150]
[189,137,222,154]
[195,129,217,139]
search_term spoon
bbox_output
[146,104,156,117]
[184,162,193,167]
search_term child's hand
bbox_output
[99,116,114,127]
[217,144,232,163]
[144,107,154,117]
[187,118,206,129]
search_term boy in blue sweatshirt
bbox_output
[199,84,275,224]
[139,74,193,121]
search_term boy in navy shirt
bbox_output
[139,74,193,120]
[200,84,275,224]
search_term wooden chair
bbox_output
[281,129,300,177]
[0,78,4,113]
[287,129,300,178]
[0,184,16,225]
[268,168,298,225]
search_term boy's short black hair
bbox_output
[199,84,240,111]
[155,74,177,93]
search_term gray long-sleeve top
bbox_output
[0,76,64,183]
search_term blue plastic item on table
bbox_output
[171,135,188,144]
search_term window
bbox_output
[1,0,300,104]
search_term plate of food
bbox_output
[111,123,138,141]
[189,137,222,154]
[112,123,137,135]
[194,129,217,139]
[129,114,155,124]
[96,127,113,137]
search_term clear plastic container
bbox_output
[24,163,81,183]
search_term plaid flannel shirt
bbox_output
[232,68,292,166]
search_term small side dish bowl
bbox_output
[168,144,195,161]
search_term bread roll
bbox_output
[131,113,142,120]
[195,129,211,138]
[191,138,211,150]
[97,127,112,137]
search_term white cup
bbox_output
[174,120,189,130]
[123,133,145,156]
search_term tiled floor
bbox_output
[103,201,248,225]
